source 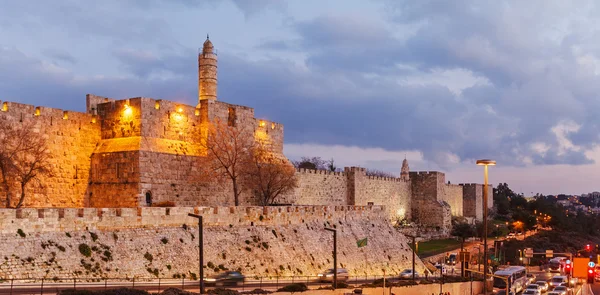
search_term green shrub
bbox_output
[112,232,118,241]
[245,240,251,244]
[144,252,153,262]
[277,283,308,293]
[78,244,92,257]
[207,288,240,295]
[17,229,26,238]
[261,242,269,249]
[189,272,198,280]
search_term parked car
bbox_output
[317,268,349,282]
[535,281,549,292]
[203,271,245,286]
[523,290,541,295]
[399,269,420,279]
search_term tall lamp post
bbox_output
[477,159,496,295]
[405,235,417,281]
[188,213,204,294]
[325,228,337,289]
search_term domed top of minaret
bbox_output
[203,35,214,53]
[400,156,410,180]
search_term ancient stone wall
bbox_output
[0,206,428,279]
[439,183,464,217]
[0,101,100,208]
[411,200,452,234]
[409,172,454,231]
[460,183,483,221]
[279,169,348,205]
[89,151,140,207]
[354,175,411,223]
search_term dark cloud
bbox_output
[1,0,599,169]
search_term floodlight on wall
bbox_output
[1,102,7,112]
[34,107,41,116]
[177,107,184,113]
[155,101,160,110]
[271,123,275,130]
[91,115,97,124]
[123,104,132,116]
[63,111,69,120]
[259,120,266,127]
[195,107,201,116]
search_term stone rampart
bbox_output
[0,205,428,280]
[440,183,463,217]
[0,101,100,208]
[0,205,385,235]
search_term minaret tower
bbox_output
[400,156,410,181]
[198,35,218,101]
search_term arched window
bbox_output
[145,191,152,206]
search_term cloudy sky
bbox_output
[2,0,600,195]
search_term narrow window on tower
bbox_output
[228,107,236,127]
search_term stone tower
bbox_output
[400,157,410,180]
[198,35,218,101]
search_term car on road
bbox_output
[526,273,536,284]
[558,282,573,291]
[552,286,568,295]
[494,291,515,295]
[523,290,541,295]
[547,292,562,295]
[446,253,458,265]
[203,271,245,286]
[399,269,420,278]
[317,268,349,282]
[549,275,568,288]
[525,283,542,293]
[535,281,549,292]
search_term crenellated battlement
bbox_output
[0,100,95,122]
[0,205,385,235]
[365,175,407,182]
[344,166,366,173]
[409,171,443,176]
[295,168,346,176]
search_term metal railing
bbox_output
[0,273,473,295]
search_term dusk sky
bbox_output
[1,0,600,195]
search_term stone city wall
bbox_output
[279,169,348,205]
[0,101,100,208]
[0,205,428,280]
[354,175,411,223]
[439,183,464,217]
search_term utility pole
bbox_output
[405,235,417,281]
[188,213,204,294]
[325,228,337,289]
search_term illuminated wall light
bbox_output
[259,120,266,127]
[1,102,7,112]
[155,101,160,110]
[63,111,69,120]
[34,107,41,116]
[271,123,275,130]
[195,107,200,116]
[177,107,184,113]
[91,115,97,124]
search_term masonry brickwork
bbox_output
[0,205,428,280]
[0,39,493,235]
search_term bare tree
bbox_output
[0,122,51,208]
[365,169,396,178]
[292,156,326,170]
[245,143,298,206]
[199,118,254,206]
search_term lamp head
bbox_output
[476,159,496,166]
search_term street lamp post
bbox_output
[477,159,496,295]
[188,213,204,294]
[405,235,417,281]
[325,228,337,289]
